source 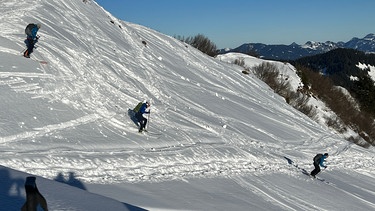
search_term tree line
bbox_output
[174,34,218,57]
[174,35,375,146]
[293,48,375,118]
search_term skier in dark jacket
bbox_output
[135,101,151,132]
[310,153,328,178]
[24,23,41,58]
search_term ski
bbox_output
[144,130,162,136]
[305,172,331,184]
[284,156,330,184]
[21,54,48,64]
[138,130,161,136]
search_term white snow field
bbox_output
[1,0,375,210]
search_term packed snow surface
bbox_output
[1,0,375,210]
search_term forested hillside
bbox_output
[292,49,375,145]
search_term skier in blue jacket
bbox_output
[135,101,151,132]
[310,153,328,178]
[24,23,41,58]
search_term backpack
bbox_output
[25,24,35,36]
[313,154,323,164]
[133,102,143,113]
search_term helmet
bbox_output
[36,23,41,29]
[324,153,329,157]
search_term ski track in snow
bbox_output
[233,176,310,210]
[0,50,372,185]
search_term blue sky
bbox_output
[95,0,374,48]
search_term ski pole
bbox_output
[317,167,327,176]
[147,110,151,130]
[20,47,27,54]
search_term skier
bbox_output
[310,153,328,178]
[135,101,151,132]
[24,23,41,58]
[21,176,48,211]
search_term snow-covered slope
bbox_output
[1,165,138,210]
[357,62,375,82]
[1,0,375,210]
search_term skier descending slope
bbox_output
[310,153,329,178]
[23,23,41,58]
[134,101,151,133]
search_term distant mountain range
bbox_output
[219,33,375,61]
